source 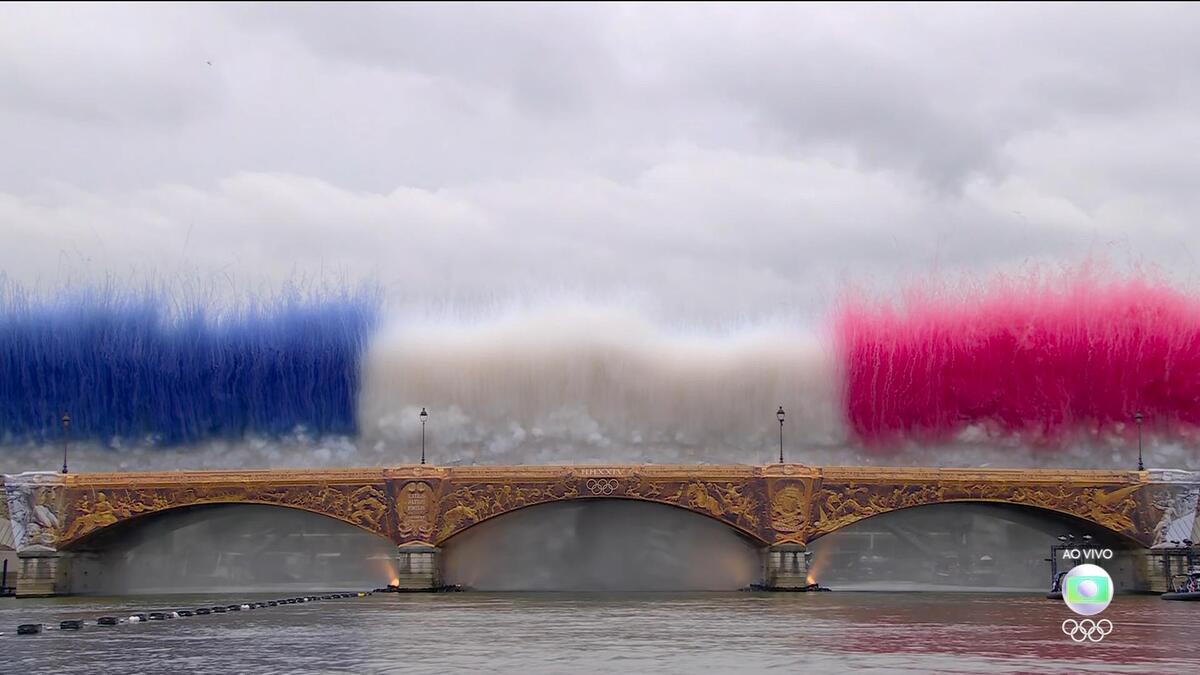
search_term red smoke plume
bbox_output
[836,269,1200,450]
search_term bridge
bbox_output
[3,464,1199,596]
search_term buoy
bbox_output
[60,620,84,630]
[97,617,119,626]
[17,624,42,635]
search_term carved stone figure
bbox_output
[4,473,64,552]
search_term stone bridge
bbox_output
[3,464,1199,596]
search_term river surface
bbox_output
[1,592,1198,673]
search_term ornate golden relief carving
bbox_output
[431,471,767,543]
[47,464,1162,549]
[661,481,761,531]
[61,482,392,545]
[624,473,663,499]
[809,480,1146,542]
[434,480,573,542]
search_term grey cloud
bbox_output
[233,3,617,115]
[660,3,1200,189]
[0,3,224,127]
[1,3,1199,324]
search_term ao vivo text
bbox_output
[1060,548,1114,560]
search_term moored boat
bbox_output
[1162,571,1200,601]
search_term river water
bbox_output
[2,592,1197,673]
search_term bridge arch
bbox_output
[435,494,769,547]
[438,497,765,591]
[803,477,1152,548]
[807,499,1146,548]
[60,502,399,594]
[61,498,394,551]
[58,483,395,550]
[802,499,1148,591]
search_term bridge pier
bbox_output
[15,550,72,598]
[763,543,811,590]
[393,543,441,590]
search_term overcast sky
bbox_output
[3,2,1199,325]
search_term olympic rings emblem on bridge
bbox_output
[586,478,619,495]
[1061,618,1113,643]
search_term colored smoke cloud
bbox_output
[4,266,1200,469]
[837,268,1200,449]
[0,281,377,446]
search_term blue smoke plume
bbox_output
[0,281,377,446]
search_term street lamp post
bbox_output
[419,407,428,465]
[1134,411,1144,472]
[776,406,786,464]
[60,412,71,474]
